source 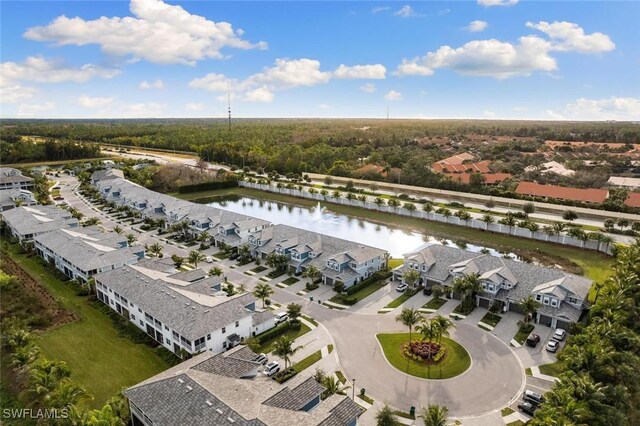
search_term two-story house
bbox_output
[0,168,34,190]
[0,205,79,245]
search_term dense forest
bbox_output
[0,135,101,164]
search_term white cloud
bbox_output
[185,102,205,112]
[0,56,120,85]
[318,104,331,110]
[77,95,114,108]
[561,97,640,121]
[120,102,166,117]
[483,109,496,117]
[396,21,614,79]
[334,64,386,79]
[466,20,488,32]
[17,101,55,117]
[360,83,376,93]
[371,6,390,13]
[526,21,615,53]
[384,90,402,101]
[0,85,36,103]
[139,79,165,90]
[478,0,519,7]
[23,0,267,65]
[394,5,416,18]
[190,58,380,102]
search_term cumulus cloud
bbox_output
[396,21,614,79]
[334,64,386,79]
[478,0,519,7]
[139,79,165,90]
[360,83,376,93]
[318,104,331,110]
[17,101,55,117]
[553,97,640,121]
[0,85,36,103]
[185,102,205,112]
[0,56,120,85]
[190,58,383,102]
[23,0,267,65]
[394,5,416,17]
[384,90,402,101]
[466,20,488,32]
[77,95,114,108]
[526,21,615,53]
[371,6,390,13]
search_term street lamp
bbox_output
[352,378,356,400]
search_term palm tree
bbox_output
[519,295,541,324]
[388,198,401,211]
[273,336,303,370]
[321,376,351,400]
[375,404,399,426]
[422,203,433,214]
[600,235,614,252]
[431,284,444,301]
[357,194,367,205]
[526,221,540,237]
[187,250,205,268]
[346,192,356,202]
[126,234,137,246]
[11,344,41,370]
[481,214,494,230]
[85,217,100,226]
[147,242,163,258]
[403,269,421,288]
[432,315,454,344]
[238,244,251,261]
[499,214,517,235]
[303,265,320,282]
[253,283,274,308]
[197,231,211,244]
[87,404,126,426]
[463,273,482,307]
[332,190,342,199]
[49,380,92,410]
[374,197,385,209]
[395,307,423,343]
[113,226,123,235]
[404,202,416,216]
[419,404,448,426]
[320,189,328,200]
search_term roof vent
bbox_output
[215,409,223,415]
[177,378,184,384]
[227,418,235,424]
[186,385,193,392]
[205,400,213,407]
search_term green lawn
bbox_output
[388,258,404,269]
[357,393,374,404]
[506,421,526,426]
[423,297,447,310]
[281,277,300,286]
[514,324,535,345]
[501,407,515,416]
[3,244,168,408]
[376,333,471,379]
[256,324,312,354]
[385,291,418,309]
[480,312,502,327]
[329,278,388,304]
[183,187,612,283]
[251,265,268,273]
[335,370,347,384]
[525,367,533,376]
[539,362,564,377]
[293,350,322,373]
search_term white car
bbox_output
[254,353,268,365]
[545,340,559,353]
[264,361,280,377]
[205,256,213,263]
[396,283,408,292]
[552,329,566,341]
[274,312,289,324]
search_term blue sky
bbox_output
[1,0,638,120]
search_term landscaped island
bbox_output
[377,333,471,380]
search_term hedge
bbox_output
[256,321,301,344]
[345,270,392,296]
[177,179,238,193]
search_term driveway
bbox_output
[307,307,525,417]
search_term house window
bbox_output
[551,299,558,307]
[164,326,169,331]
[139,320,143,326]
[488,284,494,291]
[235,321,239,328]
[543,297,549,305]
[207,334,211,341]
[222,327,226,334]
[172,331,179,340]
[568,297,579,304]
[535,294,542,301]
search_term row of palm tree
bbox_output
[376,403,449,426]
[396,308,454,347]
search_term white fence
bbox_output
[240,181,614,255]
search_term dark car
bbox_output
[525,333,540,347]
[229,253,239,260]
[523,390,545,406]
[423,285,433,296]
[517,402,537,416]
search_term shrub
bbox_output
[305,282,319,291]
[274,367,297,384]
[256,322,292,344]
[176,179,238,193]
[154,346,182,366]
[345,271,391,296]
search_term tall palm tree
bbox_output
[422,203,433,213]
[49,380,92,410]
[197,231,211,244]
[395,307,423,343]
[481,214,494,230]
[416,319,440,348]
[432,315,454,344]
[357,194,367,205]
[499,214,517,235]
[321,376,351,400]
[462,273,482,308]
[388,199,401,212]
[238,244,251,261]
[253,283,274,308]
[113,226,123,235]
[403,269,421,288]
[126,234,137,246]
[147,243,163,258]
[87,403,126,426]
[187,249,206,268]
[419,404,449,426]
[332,190,342,199]
[375,404,399,426]
[374,197,385,209]
[273,336,303,370]
[519,295,541,324]
[303,265,320,282]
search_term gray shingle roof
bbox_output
[317,396,365,426]
[168,269,207,282]
[263,377,324,411]
[193,352,261,379]
[1,205,78,236]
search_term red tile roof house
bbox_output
[516,181,609,204]
[444,173,513,185]
[431,153,492,174]
[625,192,640,208]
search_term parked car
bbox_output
[264,361,280,377]
[423,285,433,296]
[229,253,239,260]
[205,256,213,263]
[396,283,408,292]
[525,333,540,347]
[274,312,289,324]
[523,390,545,406]
[517,402,537,416]
[254,354,268,365]
[546,339,560,353]
[552,329,566,341]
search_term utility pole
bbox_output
[227,82,232,131]
[352,378,356,400]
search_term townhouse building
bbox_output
[125,347,364,426]
[0,189,37,211]
[395,244,592,330]
[94,262,274,355]
[33,227,144,282]
[0,167,34,190]
[0,205,79,244]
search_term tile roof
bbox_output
[607,176,640,188]
[515,181,608,204]
[444,172,512,184]
[192,352,261,379]
[318,397,365,426]
[0,205,78,236]
[263,377,324,411]
[625,192,640,208]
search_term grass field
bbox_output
[257,324,312,354]
[293,350,322,373]
[329,278,388,304]
[385,291,418,309]
[180,187,613,282]
[388,258,404,269]
[423,297,448,310]
[2,244,168,408]
[539,362,564,377]
[377,333,471,379]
